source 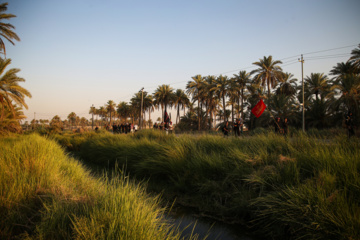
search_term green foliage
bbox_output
[0,134,191,240]
[61,129,360,240]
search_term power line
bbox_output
[306,53,351,60]
[303,44,357,56]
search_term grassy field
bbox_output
[0,134,202,240]
[49,129,360,240]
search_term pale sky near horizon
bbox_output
[4,0,360,122]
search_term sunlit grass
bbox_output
[0,134,200,239]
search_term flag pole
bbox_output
[266,109,282,130]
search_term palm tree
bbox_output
[330,62,357,76]
[233,71,251,119]
[0,3,20,56]
[275,72,297,96]
[304,73,330,101]
[106,100,116,126]
[0,58,31,120]
[349,44,360,71]
[186,75,205,130]
[227,78,238,123]
[204,75,218,129]
[130,92,142,125]
[50,115,63,130]
[117,101,130,123]
[0,104,25,133]
[305,98,332,129]
[80,117,88,128]
[329,73,360,114]
[210,75,229,122]
[174,89,189,125]
[67,112,77,129]
[98,106,107,125]
[269,94,298,122]
[143,93,154,128]
[153,84,174,122]
[251,56,283,99]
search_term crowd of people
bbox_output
[274,117,289,137]
[222,118,244,137]
[112,123,137,134]
[222,117,290,137]
[94,113,355,139]
[95,123,137,134]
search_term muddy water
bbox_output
[166,209,258,240]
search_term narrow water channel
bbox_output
[166,209,258,240]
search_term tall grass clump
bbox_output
[55,129,360,239]
[0,134,197,239]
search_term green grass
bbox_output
[57,129,360,240]
[0,134,201,240]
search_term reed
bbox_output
[0,134,199,239]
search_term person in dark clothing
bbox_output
[283,118,289,137]
[223,121,229,137]
[345,111,355,138]
[234,119,240,137]
[274,117,281,133]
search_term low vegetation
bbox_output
[49,129,360,240]
[0,134,199,240]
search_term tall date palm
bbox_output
[304,73,330,101]
[0,58,31,120]
[233,71,251,119]
[251,55,283,99]
[0,3,20,56]
[153,84,174,122]
[186,75,205,130]
[174,89,189,125]
[210,75,229,122]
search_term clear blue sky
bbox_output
[5,0,360,122]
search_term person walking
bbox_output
[234,119,240,137]
[239,117,244,134]
[222,121,229,137]
[283,118,289,137]
[345,111,355,139]
[274,117,281,134]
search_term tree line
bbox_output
[86,46,360,132]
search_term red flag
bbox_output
[251,99,266,118]
[164,109,170,123]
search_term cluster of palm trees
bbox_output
[0,3,31,134]
[92,45,360,132]
[88,86,188,129]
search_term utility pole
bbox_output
[140,87,144,130]
[299,54,305,132]
[91,104,94,130]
